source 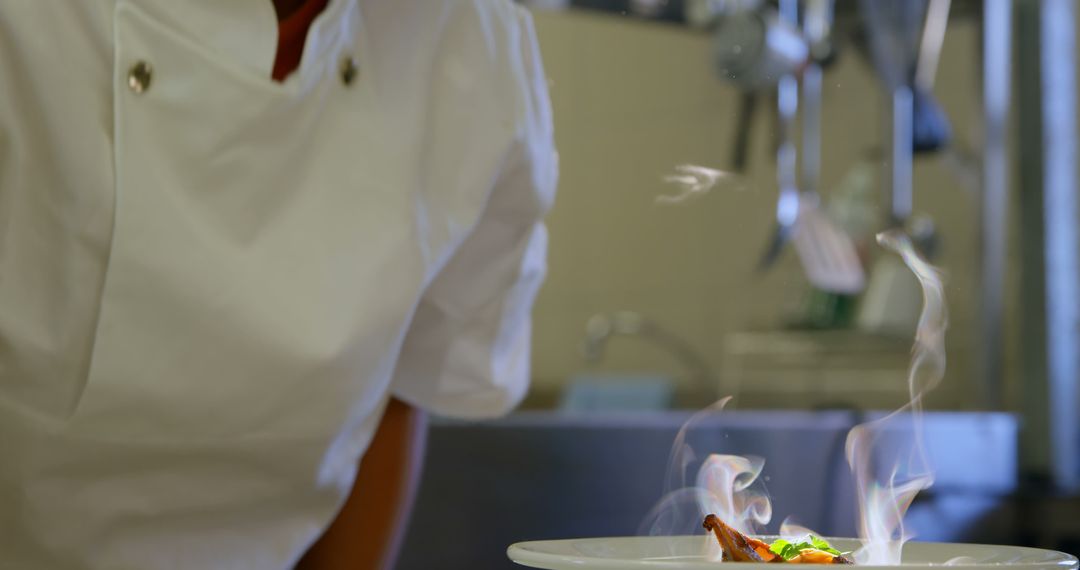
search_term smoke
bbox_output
[657,164,739,204]
[846,229,948,564]
[638,397,773,560]
[636,228,949,566]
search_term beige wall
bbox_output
[526,10,987,410]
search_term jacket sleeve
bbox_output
[389,6,557,419]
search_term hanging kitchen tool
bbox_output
[797,0,865,293]
[856,0,950,234]
[858,0,918,228]
[858,0,952,160]
[909,0,951,260]
[856,86,923,334]
[729,91,758,173]
[855,0,953,335]
[757,0,803,273]
[760,0,865,294]
[711,3,807,173]
[711,5,808,89]
[913,0,952,153]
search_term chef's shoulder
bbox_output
[365,0,542,101]
[371,0,533,55]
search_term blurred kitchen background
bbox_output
[399,1,1080,567]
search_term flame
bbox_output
[846,229,948,565]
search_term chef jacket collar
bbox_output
[132,0,356,83]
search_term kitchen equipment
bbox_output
[559,373,674,412]
[579,311,714,404]
[720,329,913,409]
[756,67,800,272]
[858,0,952,156]
[913,0,953,152]
[759,0,865,295]
[711,6,808,90]
[791,0,865,295]
[856,251,925,336]
[853,0,950,337]
[756,0,804,275]
[686,0,765,29]
[729,91,758,173]
[786,148,867,297]
[710,2,805,175]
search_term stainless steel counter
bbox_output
[397,410,1016,570]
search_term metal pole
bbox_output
[979,0,1010,411]
[801,0,832,199]
[1015,0,1051,480]
[889,87,914,227]
[775,0,800,223]
[1040,0,1080,492]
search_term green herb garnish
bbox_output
[809,536,843,556]
[769,539,803,560]
[769,536,843,560]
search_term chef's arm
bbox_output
[388,6,557,419]
[298,8,554,567]
[295,398,427,570]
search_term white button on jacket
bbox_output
[0,0,557,568]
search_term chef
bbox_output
[0,0,557,568]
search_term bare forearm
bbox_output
[296,398,428,570]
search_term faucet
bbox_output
[580,311,716,396]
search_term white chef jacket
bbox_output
[0,0,557,568]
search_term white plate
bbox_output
[507,536,1078,569]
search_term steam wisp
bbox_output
[658,164,738,204]
[640,230,948,566]
[640,397,772,560]
[846,229,948,565]
[696,454,772,536]
[779,517,823,542]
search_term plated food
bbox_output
[507,535,1079,569]
[703,515,852,564]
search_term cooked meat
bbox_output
[702,514,853,564]
[702,515,775,562]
